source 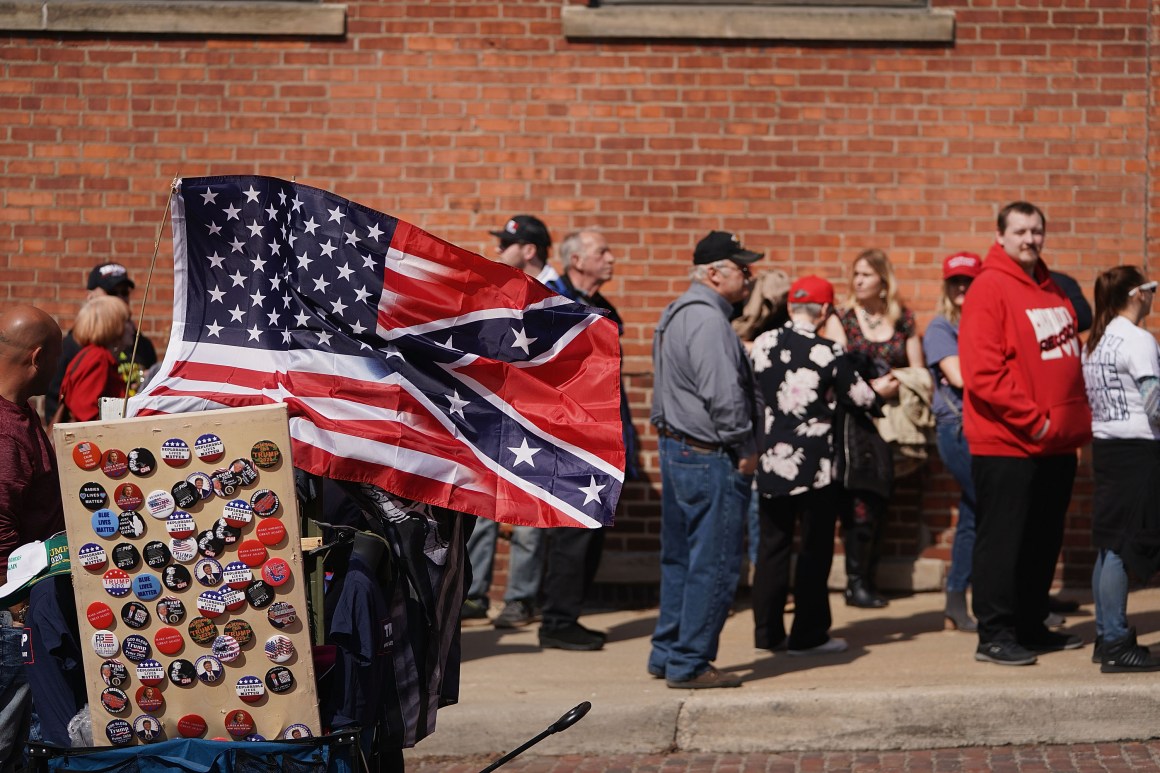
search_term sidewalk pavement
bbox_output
[405,588,1160,762]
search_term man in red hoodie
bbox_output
[959,201,1092,666]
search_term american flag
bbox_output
[128,176,624,528]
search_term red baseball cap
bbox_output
[942,252,982,280]
[788,275,834,305]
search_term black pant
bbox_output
[541,527,605,631]
[971,453,1076,645]
[752,486,840,650]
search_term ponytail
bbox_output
[1087,265,1146,355]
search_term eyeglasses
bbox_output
[1129,281,1158,297]
[716,263,752,279]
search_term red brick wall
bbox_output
[1,0,1150,589]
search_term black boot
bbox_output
[944,590,977,632]
[1101,629,1160,673]
[844,523,887,609]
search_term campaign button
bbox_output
[225,620,254,647]
[127,447,157,476]
[244,734,266,742]
[135,685,164,713]
[223,562,253,589]
[195,433,225,464]
[245,580,274,610]
[264,665,294,694]
[161,563,192,592]
[106,719,134,746]
[101,449,129,479]
[82,484,110,512]
[210,468,239,499]
[113,482,144,511]
[186,471,213,501]
[235,675,264,703]
[196,590,225,618]
[161,438,191,467]
[255,519,286,547]
[250,440,281,469]
[143,540,171,569]
[170,481,199,510]
[120,601,150,630]
[91,508,118,537]
[103,568,132,597]
[283,724,312,740]
[73,441,102,471]
[169,537,197,563]
[111,543,140,571]
[187,616,218,646]
[228,457,259,487]
[266,601,296,629]
[87,601,114,629]
[195,655,224,684]
[136,659,165,686]
[177,714,207,738]
[117,510,146,539]
[220,587,247,612]
[100,659,129,687]
[133,574,162,602]
[92,630,119,658]
[165,511,197,540]
[100,686,129,714]
[121,634,152,663]
[168,659,197,687]
[237,540,267,568]
[263,635,294,664]
[134,714,164,743]
[195,558,223,587]
[196,530,224,560]
[155,596,186,625]
[154,627,184,656]
[250,489,281,519]
[222,499,253,528]
[261,558,291,588]
[212,634,241,663]
[225,709,255,738]
[144,489,175,520]
[79,542,108,570]
[212,518,241,546]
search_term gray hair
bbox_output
[690,259,734,282]
[788,302,826,321]
[559,228,602,267]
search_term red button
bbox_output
[177,714,207,738]
[256,519,286,547]
[224,709,255,737]
[87,602,114,629]
[237,540,267,568]
[154,627,184,656]
[73,441,102,470]
[261,558,291,587]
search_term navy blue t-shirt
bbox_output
[23,576,87,747]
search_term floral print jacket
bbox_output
[751,320,879,498]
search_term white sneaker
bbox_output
[787,637,848,656]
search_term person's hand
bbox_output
[737,453,758,476]
[870,373,900,400]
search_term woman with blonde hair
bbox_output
[56,295,128,422]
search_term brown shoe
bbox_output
[665,666,741,689]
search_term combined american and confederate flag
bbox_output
[128,176,624,528]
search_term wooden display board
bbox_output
[54,404,321,746]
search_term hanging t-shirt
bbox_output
[23,576,87,747]
[1083,315,1160,440]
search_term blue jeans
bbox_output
[746,481,760,566]
[1092,548,1129,643]
[936,419,976,593]
[0,624,31,771]
[465,520,544,603]
[649,436,750,682]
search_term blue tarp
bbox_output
[34,736,356,773]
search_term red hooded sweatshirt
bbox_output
[959,242,1091,457]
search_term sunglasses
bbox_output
[1129,281,1158,297]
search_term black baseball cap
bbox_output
[693,231,763,265]
[490,215,551,249]
[88,263,136,294]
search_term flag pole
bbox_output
[121,175,178,419]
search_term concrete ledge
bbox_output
[0,0,346,36]
[561,4,955,43]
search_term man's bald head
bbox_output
[0,305,62,404]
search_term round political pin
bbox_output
[195,655,224,684]
[106,719,134,746]
[250,440,282,469]
[168,659,197,687]
[187,616,219,646]
[153,626,184,656]
[212,518,241,546]
[177,714,208,738]
[161,437,192,467]
[136,659,165,687]
[144,489,175,520]
[249,489,281,519]
[196,530,225,559]
[117,510,146,539]
[195,433,225,463]
[161,563,192,592]
[100,659,129,687]
[100,686,130,714]
[220,587,247,612]
[134,713,164,742]
[87,601,114,629]
[222,499,253,528]
[210,468,239,499]
[235,675,265,703]
[245,579,274,610]
[92,630,120,658]
[212,634,241,663]
[169,537,198,563]
[91,508,118,537]
[196,590,226,618]
[263,634,294,664]
[143,540,171,569]
[165,511,197,540]
[223,561,253,589]
[82,484,110,512]
[195,558,223,587]
[170,480,199,510]
[186,471,213,501]
[255,519,286,547]
[261,558,291,588]
[103,568,132,598]
[120,601,151,630]
[135,684,164,713]
[133,574,162,602]
[79,542,108,571]
[113,482,145,511]
[283,724,313,740]
[127,447,157,476]
[73,441,102,471]
[228,457,259,487]
[101,449,129,479]
[155,596,186,625]
[121,634,152,663]
[244,734,266,742]
[225,619,254,647]
[264,665,294,694]
[237,540,267,568]
[266,601,296,629]
[225,709,255,738]
[111,542,140,571]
